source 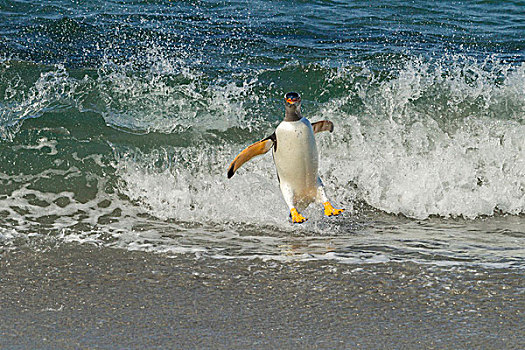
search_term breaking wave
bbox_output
[1,52,524,267]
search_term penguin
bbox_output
[227,92,344,223]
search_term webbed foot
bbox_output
[290,208,307,224]
[323,202,344,217]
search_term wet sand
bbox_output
[0,243,523,349]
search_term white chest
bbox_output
[273,118,319,189]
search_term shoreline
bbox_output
[0,243,523,349]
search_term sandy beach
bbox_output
[1,243,522,349]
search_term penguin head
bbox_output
[284,91,301,107]
[284,92,302,121]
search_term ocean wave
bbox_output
[113,56,525,221]
[0,51,269,140]
[323,56,525,218]
[0,55,524,231]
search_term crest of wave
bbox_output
[320,56,525,219]
[0,47,266,140]
[93,46,265,133]
[0,63,84,140]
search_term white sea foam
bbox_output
[12,136,58,155]
[319,58,525,219]
[114,144,291,226]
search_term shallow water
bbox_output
[1,243,523,349]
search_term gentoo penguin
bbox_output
[227,92,344,223]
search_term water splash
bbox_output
[0,63,82,140]
[0,50,267,141]
[321,57,525,219]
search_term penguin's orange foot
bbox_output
[323,202,344,217]
[290,208,307,224]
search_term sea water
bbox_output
[0,0,524,269]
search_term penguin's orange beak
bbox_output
[286,98,298,104]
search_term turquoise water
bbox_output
[0,0,524,268]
